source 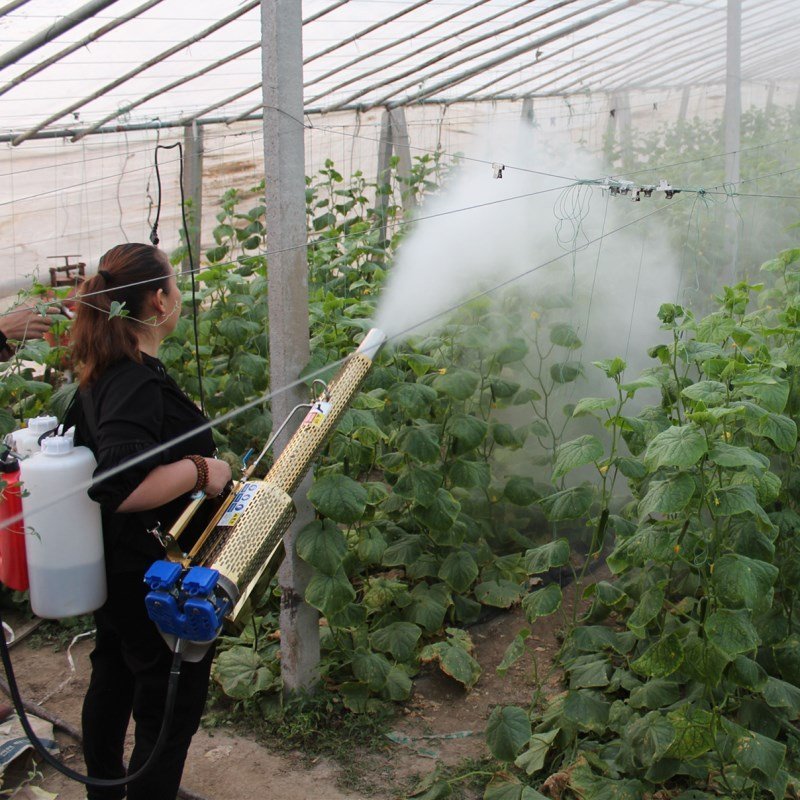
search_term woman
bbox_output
[69,243,231,800]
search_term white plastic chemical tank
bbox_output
[12,416,59,458]
[20,435,106,618]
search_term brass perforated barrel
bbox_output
[186,328,387,622]
[266,353,373,495]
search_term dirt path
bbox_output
[0,575,595,800]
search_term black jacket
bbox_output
[71,353,214,574]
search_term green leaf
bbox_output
[616,456,647,480]
[538,486,594,521]
[445,413,488,451]
[413,488,460,531]
[522,583,562,622]
[484,779,547,800]
[432,369,480,400]
[708,443,769,470]
[438,550,479,593]
[569,657,611,689]
[592,357,626,378]
[475,580,523,608]
[504,476,539,506]
[388,381,437,416]
[405,583,450,631]
[525,538,570,574]
[496,337,529,363]
[629,679,680,709]
[681,381,728,406]
[550,323,582,349]
[397,425,440,463]
[552,435,604,479]
[370,622,422,662]
[448,458,490,489]
[296,519,347,575]
[393,465,441,506]
[304,567,356,617]
[712,554,777,613]
[550,361,583,383]
[638,472,695,518]
[352,650,391,691]
[497,630,530,677]
[735,376,790,414]
[644,424,708,470]
[705,608,759,656]
[382,534,422,567]
[762,677,800,717]
[572,396,616,417]
[665,706,716,760]
[563,690,610,733]
[723,719,786,777]
[514,729,560,775]
[485,706,531,761]
[214,646,275,699]
[708,485,759,518]
[308,473,367,524]
[631,633,684,678]
[627,585,665,636]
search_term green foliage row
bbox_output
[483,261,800,799]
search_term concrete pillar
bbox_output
[376,109,394,249]
[260,0,319,693]
[678,86,691,123]
[521,97,535,126]
[388,107,416,210]
[182,122,203,273]
[724,0,742,281]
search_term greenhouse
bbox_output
[1,0,800,798]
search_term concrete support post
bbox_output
[376,109,394,249]
[182,122,203,273]
[521,97,535,126]
[724,0,742,281]
[260,0,319,693]
[604,93,618,165]
[389,107,416,210]
[678,86,691,123]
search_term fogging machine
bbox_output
[143,329,386,658]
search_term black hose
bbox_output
[0,611,183,788]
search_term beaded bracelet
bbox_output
[182,454,209,493]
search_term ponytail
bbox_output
[72,244,171,387]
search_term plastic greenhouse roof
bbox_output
[0,0,795,144]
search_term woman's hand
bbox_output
[204,458,232,497]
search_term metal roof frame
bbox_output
[0,0,793,145]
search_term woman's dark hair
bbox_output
[72,243,172,387]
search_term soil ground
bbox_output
[0,575,597,800]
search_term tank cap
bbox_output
[0,450,19,473]
[26,416,58,434]
[41,436,74,456]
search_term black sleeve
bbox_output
[88,369,165,512]
[0,329,6,351]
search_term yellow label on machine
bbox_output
[301,401,332,428]
[218,481,260,527]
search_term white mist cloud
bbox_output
[374,120,682,377]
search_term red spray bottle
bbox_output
[0,452,28,591]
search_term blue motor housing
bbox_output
[144,561,232,644]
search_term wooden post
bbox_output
[182,122,203,273]
[261,0,319,693]
[724,0,742,282]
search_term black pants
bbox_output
[82,571,215,800]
